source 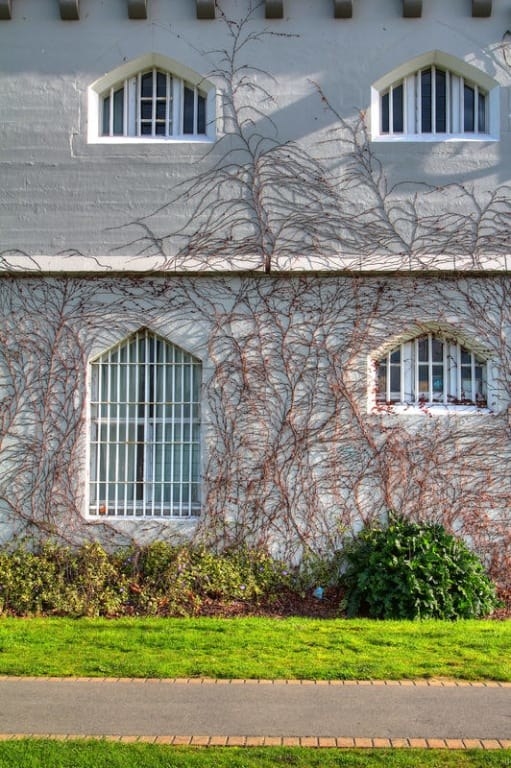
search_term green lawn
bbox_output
[0,742,509,768]
[0,617,509,680]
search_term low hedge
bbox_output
[0,542,297,617]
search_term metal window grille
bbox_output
[101,68,207,138]
[377,333,487,406]
[89,329,201,517]
[381,66,488,137]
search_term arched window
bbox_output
[89,329,201,518]
[88,54,215,143]
[376,333,487,407]
[372,52,498,141]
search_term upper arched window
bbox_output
[371,52,498,141]
[376,332,488,408]
[88,54,216,143]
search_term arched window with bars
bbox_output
[89,329,202,518]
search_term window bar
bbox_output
[122,339,129,515]
[93,359,102,514]
[113,344,121,516]
[189,360,196,516]
[431,66,436,135]
[136,72,142,137]
[170,346,176,515]
[159,340,166,514]
[446,70,451,134]
[416,71,422,135]
[460,77,465,132]
[178,359,185,517]
[123,80,128,137]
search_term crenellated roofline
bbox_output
[0,0,494,22]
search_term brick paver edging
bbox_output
[0,676,509,686]
[0,734,510,749]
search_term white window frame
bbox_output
[88,329,202,519]
[375,332,489,411]
[88,54,216,144]
[371,51,499,142]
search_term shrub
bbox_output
[340,514,499,619]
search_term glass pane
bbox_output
[141,101,152,120]
[464,84,475,132]
[102,95,110,135]
[421,69,432,133]
[381,91,390,133]
[392,84,404,133]
[155,123,165,136]
[435,69,446,133]
[431,338,443,362]
[478,92,486,133]
[156,101,166,120]
[390,349,401,364]
[156,71,167,98]
[417,337,429,361]
[418,365,429,395]
[183,86,194,134]
[197,93,206,134]
[390,366,400,394]
[432,365,444,398]
[141,71,153,98]
[141,123,152,135]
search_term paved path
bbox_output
[0,677,511,749]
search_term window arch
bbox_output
[88,54,215,143]
[371,51,498,141]
[376,332,487,408]
[89,329,202,518]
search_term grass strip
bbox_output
[0,617,510,681]
[0,742,510,768]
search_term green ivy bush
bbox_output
[340,515,499,619]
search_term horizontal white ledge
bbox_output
[2,253,511,274]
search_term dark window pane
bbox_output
[141,122,152,135]
[435,69,446,133]
[377,363,386,399]
[390,367,401,394]
[464,84,475,132]
[102,95,110,135]
[392,83,404,133]
[431,338,443,362]
[156,71,167,98]
[156,101,166,120]
[417,337,428,361]
[183,86,194,134]
[113,87,124,135]
[155,122,165,136]
[141,101,152,120]
[141,71,153,98]
[421,69,432,133]
[390,349,401,364]
[381,91,389,133]
[478,92,486,133]
[197,93,206,134]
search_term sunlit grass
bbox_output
[0,742,510,768]
[0,617,509,681]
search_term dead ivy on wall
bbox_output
[1,2,511,588]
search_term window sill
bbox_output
[373,403,492,415]
[371,133,497,143]
[87,135,214,145]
